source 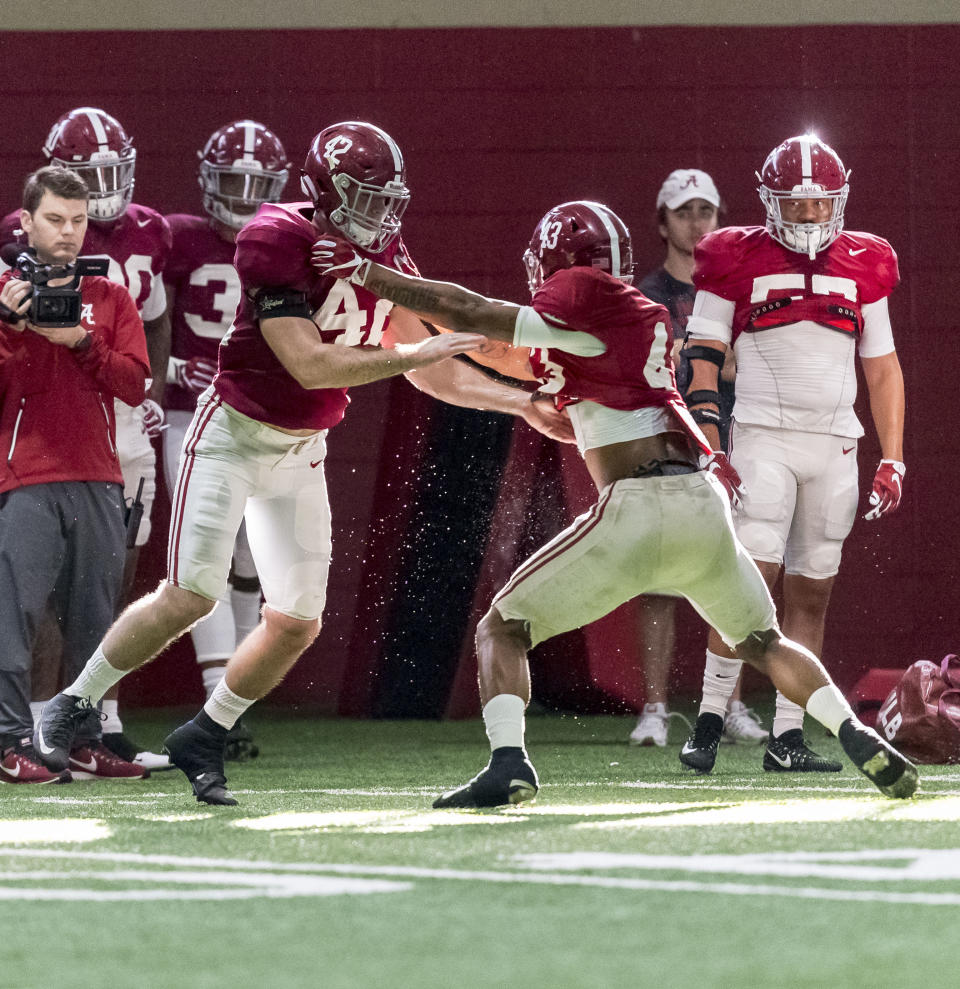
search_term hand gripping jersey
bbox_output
[691,225,899,436]
[0,203,171,322]
[163,214,239,413]
[218,202,408,431]
[527,267,683,413]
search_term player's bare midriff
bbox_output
[583,430,697,491]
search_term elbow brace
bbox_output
[685,388,722,429]
[513,305,606,356]
[682,343,726,369]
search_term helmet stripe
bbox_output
[582,202,621,277]
[800,136,813,183]
[86,109,109,151]
[366,123,404,182]
[242,121,256,162]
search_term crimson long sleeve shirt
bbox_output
[0,273,150,492]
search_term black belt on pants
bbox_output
[630,458,699,479]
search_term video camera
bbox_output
[1,245,109,328]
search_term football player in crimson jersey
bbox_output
[678,134,907,776]
[35,121,573,806]
[0,108,171,772]
[311,198,918,806]
[162,120,291,761]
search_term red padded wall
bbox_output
[1,25,956,710]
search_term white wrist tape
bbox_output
[167,356,186,384]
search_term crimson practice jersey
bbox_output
[527,267,682,412]
[164,214,239,413]
[0,204,171,320]
[691,226,900,437]
[693,226,899,343]
[218,201,412,431]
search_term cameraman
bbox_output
[0,165,150,784]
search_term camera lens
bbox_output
[34,293,81,326]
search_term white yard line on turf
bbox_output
[4,848,960,906]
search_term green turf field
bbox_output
[2,707,957,989]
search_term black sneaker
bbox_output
[432,747,538,808]
[101,732,174,772]
[33,693,96,772]
[763,729,842,773]
[162,721,237,806]
[679,713,724,774]
[838,719,919,799]
[224,718,259,762]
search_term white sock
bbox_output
[482,694,526,751]
[190,601,234,667]
[30,701,45,728]
[203,678,255,731]
[201,664,227,700]
[772,692,806,737]
[231,587,262,644]
[805,684,856,736]
[100,699,123,734]
[65,646,127,705]
[699,650,743,718]
[642,702,667,716]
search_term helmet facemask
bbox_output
[327,172,409,252]
[523,247,543,294]
[201,162,289,231]
[52,149,136,222]
[759,183,849,260]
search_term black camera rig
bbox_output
[2,245,109,328]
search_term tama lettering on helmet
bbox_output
[523,200,634,294]
[198,120,290,231]
[300,121,410,253]
[757,134,850,259]
[42,107,136,222]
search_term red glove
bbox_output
[140,398,165,438]
[864,459,905,520]
[311,235,370,285]
[699,451,744,510]
[175,356,218,394]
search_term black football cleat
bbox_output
[679,713,724,774]
[162,720,237,806]
[224,717,259,762]
[763,729,842,773]
[838,719,919,799]
[33,693,97,772]
[433,747,539,809]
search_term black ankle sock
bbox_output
[490,746,524,763]
[194,710,228,739]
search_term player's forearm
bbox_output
[867,375,905,459]
[685,343,725,443]
[296,344,422,389]
[144,312,172,404]
[862,352,905,461]
[406,357,527,414]
[364,263,518,341]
